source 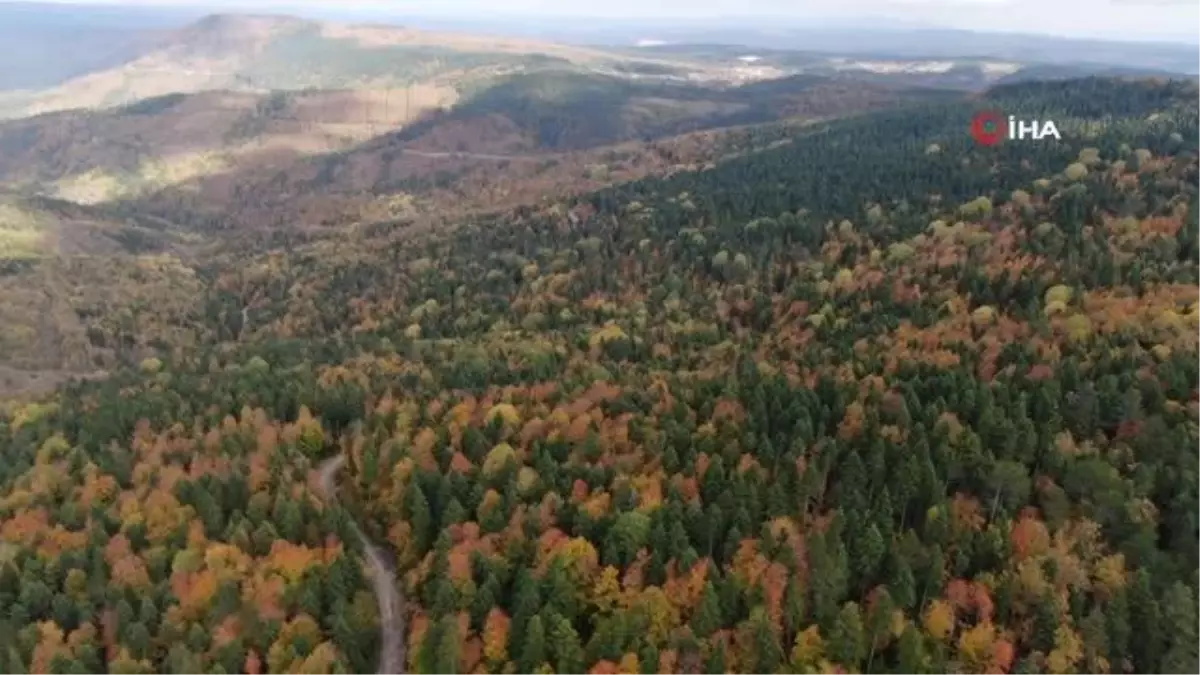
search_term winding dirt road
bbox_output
[316,454,407,674]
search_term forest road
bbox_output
[398,148,542,161]
[316,454,407,674]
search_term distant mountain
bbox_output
[393,15,1199,76]
[0,1,202,91]
[0,12,634,120]
[619,26,1199,75]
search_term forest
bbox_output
[0,76,1197,674]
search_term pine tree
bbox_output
[889,555,917,611]
[638,643,660,675]
[434,614,462,674]
[408,482,433,557]
[1129,570,1163,672]
[471,578,498,630]
[1105,591,1131,667]
[748,607,784,673]
[691,582,723,638]
[508,567,541,653]
[517,615,547,673]
[546,611,585,674]
[851,523,885,591]
[827,602,865,671]
[809,531,848,629]
[1160,582,1199,674]
[866,588,896,671]
[897,625,928,674]
[782,578,808,645]
[704,641,728,674]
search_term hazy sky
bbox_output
[15,0,1200,42]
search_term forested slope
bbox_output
[0,77,1197,674]
[390,70,956,152]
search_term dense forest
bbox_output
[0,77,1198,674]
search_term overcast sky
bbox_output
[15,0,1200,42]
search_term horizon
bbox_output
[5,0,1199,45]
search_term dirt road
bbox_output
[316,454,406,674]
[399,148,542,161]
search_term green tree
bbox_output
[1160,582,1199,674]
[546,612,585,674]
[691,582,723,637]
[434,614,462,674]
[827,602,865,670]
[518,615,548,673]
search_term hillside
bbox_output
[0,59,969,385]
[0,13,638,121]
[106,72,957,235]
[0,192,205,381]
[392,71,958,152]
[0,86,458,203]
[0,75,1195,675]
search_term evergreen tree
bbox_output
[1129,570,1163,672]
[434,614,462,674]
[518,615,547,673]
[1160,582,1199,674]
[691,582,723,638]
[748,607,784,673]
[546,611,586,674]
[827,602,866,671]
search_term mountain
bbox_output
[7,10,1195,126]
[0,12,637,120]
[0,1,202,91]
[599,22,1200,74]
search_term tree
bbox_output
[433,614,462,674]
[704,641,728,674]
[746,607,784,673]
[986,461,1031,519]
[1160,582,1199,674]
[866,588,896,671]
[889,556,917,612]
[408,483,433,558]
[546,612,585,674]
[1129,570,1163,672]
[518,615,548,673]
[510,568,542,654]
[897,625,930,674]
[827,602,866,670]
[691,582,723,638]
[782,578,807,644]
[1104,591,1131,668]
[481,609,511,668]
